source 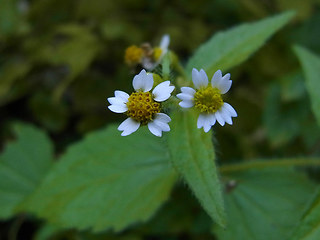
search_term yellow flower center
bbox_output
[153,47,163,61]
[194,86,223,113]
[126,92,160,125]
[124,45,143,65]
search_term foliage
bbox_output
[168,110,225,226]
[294,45,320,126]
[0,123,53,219]
[186,11,294,77]
[1,0,320,239]
[215,166,316,240]
[21,125,177,232]
[291,188,320,240]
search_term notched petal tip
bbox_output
[133,69,154,92]
[179,100,194,108]
[148,122,163,137]
[218,80,232,94]
[118,118,140,136]
[211,70,223,87]
[223,102,237,117]
[192,68,208,89]
[152,81,174,102]
[177,93,193,101]
[108,104,128,113]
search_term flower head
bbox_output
[108,69,175,137]
[124,45,143,66]
[177,68,237,132]
[124,35,170,70]
[153,34,170,62]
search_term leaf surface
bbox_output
[294,45,320,126]
[167,110,225,226]
[186,11,294,77]
[0,123,53,218]
[214,167,316,240]
[290,188,320,240]
[22,125,177,232]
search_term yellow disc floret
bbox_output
[153,47,163,61]
[125,45,143,65]
[194,86,223,113]
[126,92,160,125]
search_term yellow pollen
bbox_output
[194,86,223,113]
[126,92,160,125]
[153,47,162,61]
[124,45,143,65]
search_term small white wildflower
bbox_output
[108,69,175,137]
[142,34,170,70]
[177,68,237,132]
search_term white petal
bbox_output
[152,81,174,102]
[192,68,208,89]
[176,93,193,101]
[197,114,214,132]
[197,114,205,129]
[114,90,129,102]
[181,87,196,96]
[199,69,209,86]
[220,107,233,125]
[133,69,154,92]
[148,113,171,136]
[217,80,232,94]
[223,102,237,117]
[154,113,171,123]
[108,104,128,113]
[222,73,230,81]
[153,119,170,132]
[211,70,222,88]
[108,97,126,106]
[203,122,211,133]
[179,100,194,108]
[118,118,140,136]
[147,121,163,137]
[215,111,225,126]
[208,114,216,126]
[160,34,170,53]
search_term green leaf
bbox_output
[167,110,225,227]
[214,167,316,240]
[0,58,31,101]
[290,188,320,240]
[34,224,61,240]
[293,45,320,126]
[263,83,310,147]
[186,11,294,77]
[21,125,177,232]
[0,123,53,219]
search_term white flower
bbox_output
[108,69,175,137]
[177,68,237,132]
[142,34,170,70]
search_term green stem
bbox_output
[219,158,320,173]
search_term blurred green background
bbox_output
[1,0,320,239]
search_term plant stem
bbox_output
[219,158,320,173]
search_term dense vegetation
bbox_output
[1,1,320,239]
